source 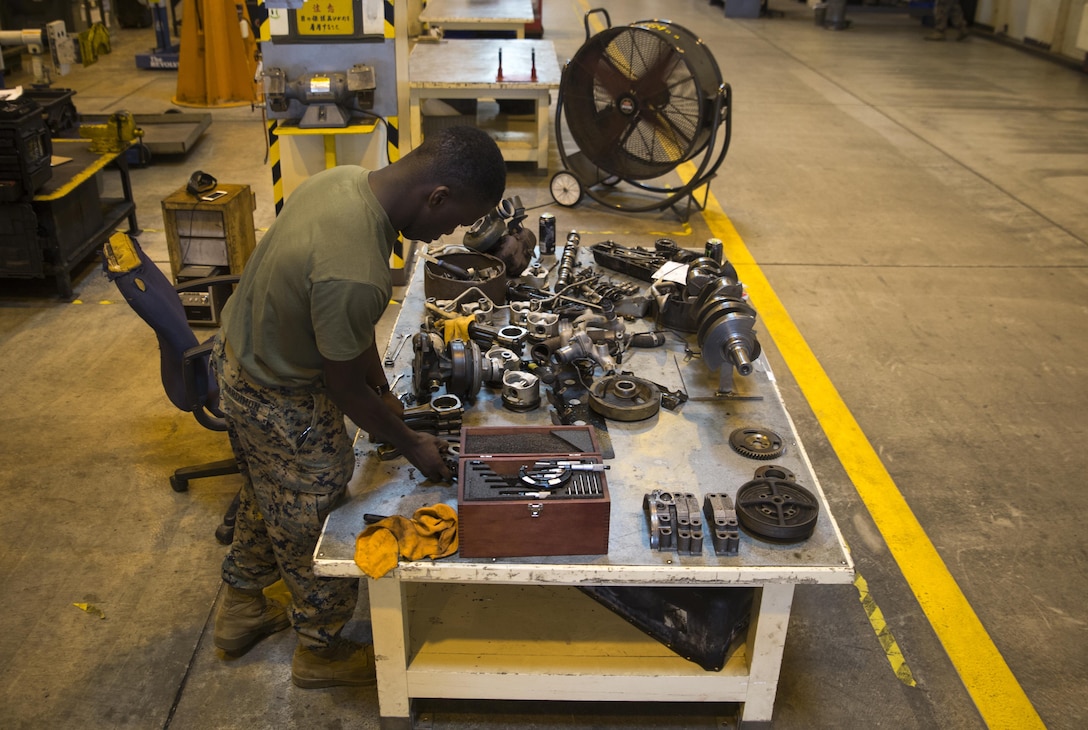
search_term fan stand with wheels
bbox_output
[551,8,732,221]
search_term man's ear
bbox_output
[427,185,451,208]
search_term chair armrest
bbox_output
[182,339,229,432]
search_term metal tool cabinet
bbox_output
[2,139,138,298]
[315,252,854,729]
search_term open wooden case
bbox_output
[456,425,611,558]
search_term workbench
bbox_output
[419,0,535,38]
[408,39,560,171]
[0,139,138,298]
[314,248,854,729]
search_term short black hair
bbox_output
[413,126,506,206]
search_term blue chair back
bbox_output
[103,234,217,416]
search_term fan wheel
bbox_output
[560,20,723,181]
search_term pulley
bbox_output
[588,374,661,421]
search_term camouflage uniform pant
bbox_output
[211,335,358,652]
[933,0,966,32]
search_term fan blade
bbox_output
[566,39,634,104]
[595,104,638,154]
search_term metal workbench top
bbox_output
[315,247,853,587]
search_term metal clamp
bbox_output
[703,493,740,556]
[643,490,703,555]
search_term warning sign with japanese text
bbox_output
[295,0,355,36]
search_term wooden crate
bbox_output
[161,183,256,282]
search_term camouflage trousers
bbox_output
[211,335,358,652]
[933,0,967,31]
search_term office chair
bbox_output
[102,232,242,545]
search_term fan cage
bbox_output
[560,20,724,181]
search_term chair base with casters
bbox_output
[171,459,241,545]
[103,231,244,545]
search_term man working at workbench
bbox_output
[209,126,509,688]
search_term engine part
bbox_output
[467,320,529,355]
[501,370,541,412]
[554,330,616,374]
[702,493,740,556]
[729,427,785,460]
[695,292,761,394]
[525,311,560,340]
[628,331,666,348]
[481,346,521,386]
[735,473,820,542]
[588,374,661,422]
[376,395,464,459]
[643,490,703,555]
[411,334,483,402]
[464,195,530,253]
[423,252,508,305]
[554,231,581,290]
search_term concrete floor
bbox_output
[1,1,1086,728]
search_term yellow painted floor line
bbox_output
[677,162,1042,728]
[855,573,917,687]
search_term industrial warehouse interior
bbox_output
[1,0,1086,728]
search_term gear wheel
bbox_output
[729,427,785,460]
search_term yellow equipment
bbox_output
[79,112,144,154]
[173,0,260,108]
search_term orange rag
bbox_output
[442,314,475,344]
[353,504,459,579]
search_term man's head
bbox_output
[389,126,507,244]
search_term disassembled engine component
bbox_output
[703,493,740,556]
[735,471,820,542]
[696,292,761,394]
[755,464,796,481]
[525,311,560,340]
[376,395,464,459]
[729,427,785,460]
[590,239,697,282]
[423,252,508,305]
[464,195,528,252]
[554,330,617,374]
[501,370,541,412]
[588,374,661,422]
[411,333,483,401]
[653,260,742,333]
[644,490,674,549]
[643,490,703,555]
[481,346,521,386]
[554,230,581,290]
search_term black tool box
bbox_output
[0,97,52,203]
[456,425,611,558]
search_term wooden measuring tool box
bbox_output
[456,425,610,558]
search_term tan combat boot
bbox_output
[291,641,377,688]
[213,585,291,656]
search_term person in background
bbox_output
[926,0,970,41]
[209,126,514,688]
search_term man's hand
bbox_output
[401,432,452,482]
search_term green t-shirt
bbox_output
[220,166,395,388]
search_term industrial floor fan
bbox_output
[551,9,732,218]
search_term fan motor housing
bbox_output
[561,20,724,181]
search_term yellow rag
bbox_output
[443,314,475,344]
[353,504,459,579]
